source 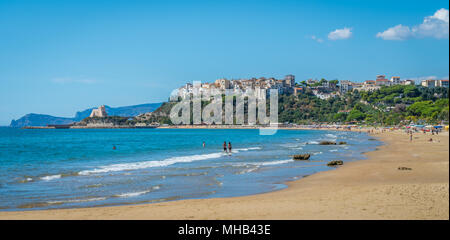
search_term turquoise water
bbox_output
[0,128,381,211]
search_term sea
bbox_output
[0,127,381,211]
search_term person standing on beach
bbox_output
[410,134,413,142]
[223,141,227,153]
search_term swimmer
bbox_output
[223,141,227,153]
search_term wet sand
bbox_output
[0,130,448,219]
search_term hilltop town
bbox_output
[125,74,450,127]
[174,74,449,100]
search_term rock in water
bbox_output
[319,141,336,145]
[338,141,347,145]
[293,154,311,160]
[327,160,343,166]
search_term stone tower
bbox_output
[89,105,108,118]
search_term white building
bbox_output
[284,75,295,87]
[436,79,449,88]
[403,79,415,85]
[215,79,231,90]
[339,80,353,94]
[421,79,436,88]
[390,76,401,85]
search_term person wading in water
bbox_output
[228,142,232,155]
[223,141,227,153]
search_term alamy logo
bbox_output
[169,82,279,135]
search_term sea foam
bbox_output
[79,152,223,175]
[114,186,160,198]
[325,134,337,139]
[41,174,61,181]
[233,147,262,152]
[235,159,293,167]
[47,197,106,205]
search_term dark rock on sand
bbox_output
[293,154,311,160]
[398,167,412,170]
[327,160,344,166]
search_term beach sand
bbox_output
[0,130,448,220]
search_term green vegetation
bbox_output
[279,85,448,125]
[130,102,175,125]
[79,116,132,126]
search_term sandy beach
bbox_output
[0,129,448,220]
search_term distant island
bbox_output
[10,103,162,127]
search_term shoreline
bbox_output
[21,124,368,130]
[0,129,448,219]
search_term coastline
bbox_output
[21,124,359,130]
[0,129,448,219]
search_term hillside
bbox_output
[280,85,448,125]
[137,85,448,126]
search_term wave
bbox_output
[17,177,33,183]
[38,171,79,182]
[115,191,150,198]
[279,143,300,148]
[235,159,293,167]
[233,147,262,152]
[259,159,294,166]
[47,197,106,205]
[325,134,337,139]
[41,174,61,181]
[31,148,263,180]
[236,167,259,174]
[114,186,160,198]
[79,152,223,175]
[233,159,293,174]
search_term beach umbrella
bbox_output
[434,126,442,129]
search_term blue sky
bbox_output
[0,0,449,125]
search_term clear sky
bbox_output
[0,0,449,125]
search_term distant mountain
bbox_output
[10,103,163,127]
[10,114,75,128]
